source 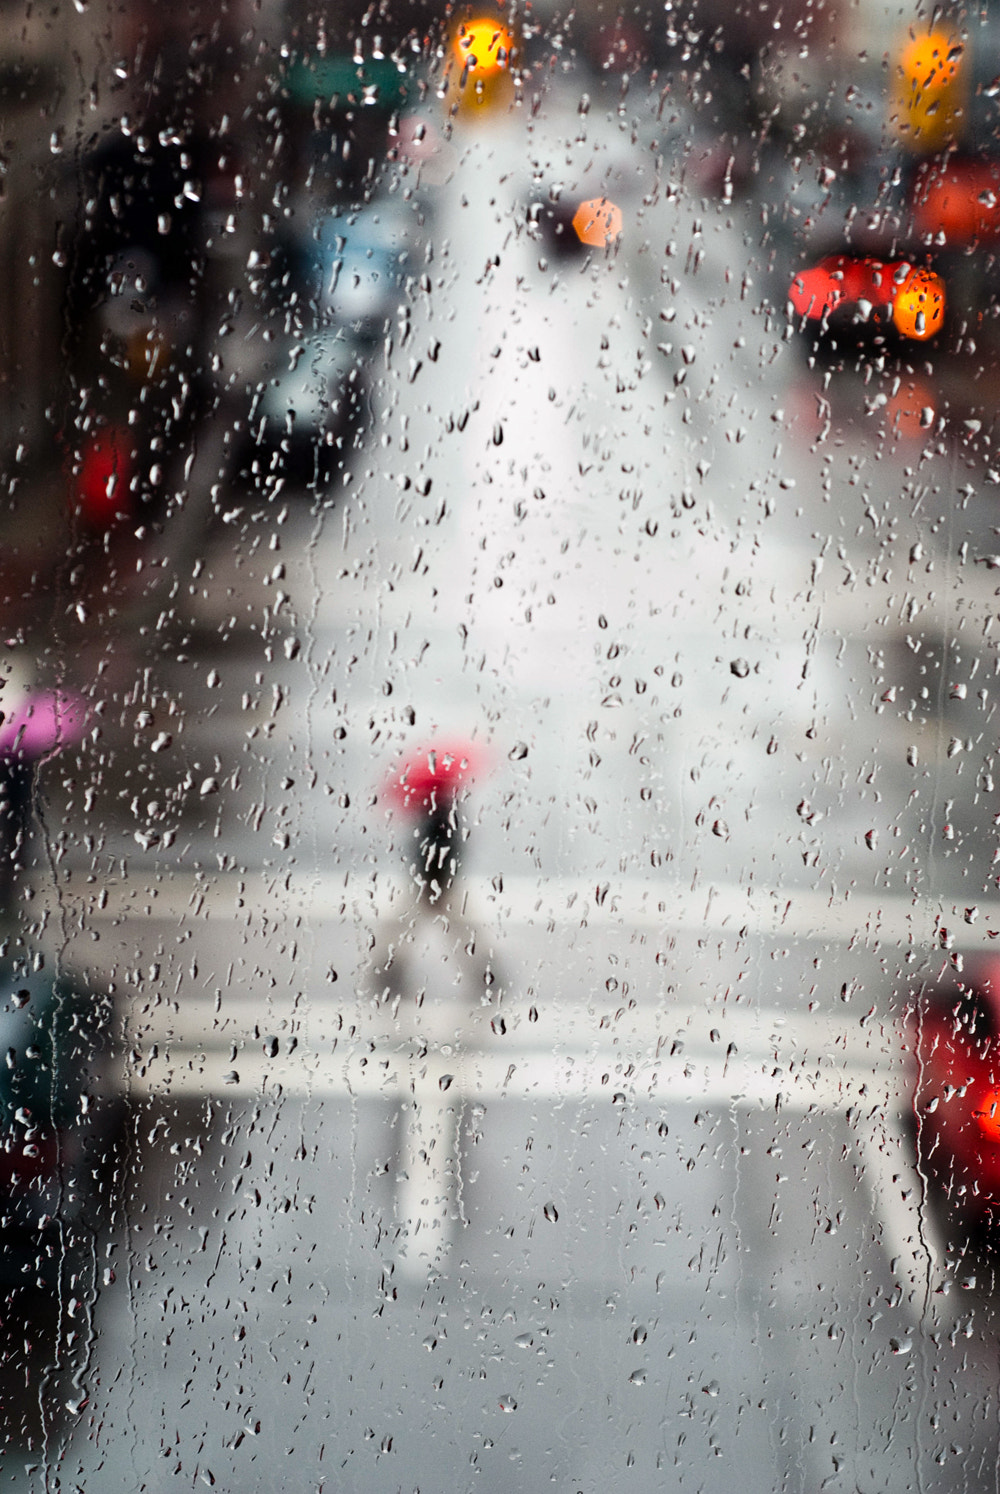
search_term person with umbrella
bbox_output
[372,740,498,1277]
[0,667,87,914]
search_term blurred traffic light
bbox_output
[443,11,518,115]
[890,29,967,152]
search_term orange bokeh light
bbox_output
[451,17,515,77]
[444,14,517,113]
[891,266,945,340]
[900,30,963,93]
[892,29,966,150]
[571,197,623,248]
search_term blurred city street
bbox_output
[2,35,1000,1494]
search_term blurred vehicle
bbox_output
[787,256,946,343]
[231,328,369,497]
[0,956,120,1294]
[910,957,1000,1239]
[0,670,119,1297]
[782,22,1000,450]
[230,202,415,500]
[789,24,1000,376]
[63,123,214,533]
[224,54,417,502]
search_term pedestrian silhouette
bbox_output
[371,742,497,1277]
[0,674,86,915]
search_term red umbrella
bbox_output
[386,741,484,812]
[0,689,88,761]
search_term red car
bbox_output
[788,255,946,342]
[911,957,1000,1233]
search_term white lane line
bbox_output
[122,1039,885,1107]
[46,871,990,946]
[854,1114,951,1316]
[121,1022,932,1297]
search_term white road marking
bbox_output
[50,869,990,946]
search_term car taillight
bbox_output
[75,426,132,527]
[973,1086,1000,1142]
[891,266,946,340]
[788,256,945,341]
[912,161,1000,244]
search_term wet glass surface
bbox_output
[0,0,1000,1487]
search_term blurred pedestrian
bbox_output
[0,668,86,915]
[371,742,498,1277]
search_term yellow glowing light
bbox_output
[891,266,945,340]
[892,29,967,151]
[571,197,623,248]
[451,17,515,76]
[444,14,518,114]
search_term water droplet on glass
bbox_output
[498,1394,517,1413]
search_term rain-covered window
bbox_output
[0,0,998,1486]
